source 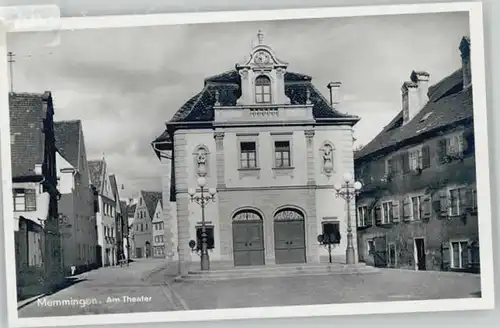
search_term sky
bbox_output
[6,11,470,199]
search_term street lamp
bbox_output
[333,172,362,265]
[188,176,217,271]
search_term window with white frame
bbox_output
[274,141,292,168]
[240,141,258,169]
[408,148,423,170]
[255,75,272,104]
[357,206,370,226]
[13,188,37,212]
[449,187,466,216]
[411,195,425,220]
[451,240,469,269]
[382,201,393,224]
[446,134,465,156]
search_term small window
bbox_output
[357,206,370,226]
[274,141,291,168]
[255,75,271,103]
[196,226,215,250]
[367,240,375,255]
[411,195,425,220]
[240,142,257,168]
[451,241,469,269]
[409,149,423,170]
[382,201,393,224]
[449,187,467,216]
[13,188,36,212]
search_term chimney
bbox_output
[401,71,430,125]
[326,81,341,107]
[459,36,471,88]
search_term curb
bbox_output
[17,293,46,310]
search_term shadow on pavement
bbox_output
[17,277,87,310]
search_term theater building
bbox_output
[152,31,360,275]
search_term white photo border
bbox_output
[0,1,494,327]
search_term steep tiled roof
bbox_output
[54,120,81,169]
[9,92,50,178]
[88,160,105,191]
[355,68,471,160]
[141,191,162,220]
[169,69,356,123]
[109,174,119,201]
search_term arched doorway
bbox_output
[232,209,265,266]
[274,208,306,264]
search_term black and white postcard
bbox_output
[0,2,494,327]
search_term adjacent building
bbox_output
[120,201,130,261]
[109,175,125,262]
[354,36,479,273]
[88,158,117,266]
[54,120,99,274]
[152,31,360,275]
[131,191,162,258]
[10,92,63,296]
[126,202,137,260]
[152,199,165,258]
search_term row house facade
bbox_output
[126,202,137,261]
[88,158,118,266]
[152,31,360,275]
[130,191,162,258]
[10,92,63,297]
[152,199,165,258]
[354,36,479,273]
[109,174,126,262]
[120,201,130,261]
[55,120,99,274]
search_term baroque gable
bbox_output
[235,30,291,106]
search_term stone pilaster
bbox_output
[173,132,190,276]
[214,131,226,188]
[305,130,316,185]
[304,129,319,263]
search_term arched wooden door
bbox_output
[232,210,265,266]
[274,208,306,264]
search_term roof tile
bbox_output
[355,68,471,160]
[54,120,81,169]
[9,93,48,178]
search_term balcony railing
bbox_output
[214,104,314,124]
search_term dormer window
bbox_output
[255,75,271,104]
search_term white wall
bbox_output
[12,182,49,232]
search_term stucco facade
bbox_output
[152,200,165,258]
[153,31,360,274]
[354,36,479,273]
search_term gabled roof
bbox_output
[168,69,356,124]
[109,174,119,201]
[54,120,81,169]
[355,68,471,161]
[9,92,52,178]
[88,160,105,191]
[127,203,137,217]
[141,191,162,220]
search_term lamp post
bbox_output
[188,176,217,271]
[333,172,362,265]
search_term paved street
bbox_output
[18,258,181,317]
[18,260,481,317]
[163,269,481,310]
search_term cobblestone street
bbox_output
[18,259,481,317]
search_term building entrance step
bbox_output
[176,262,380,281]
